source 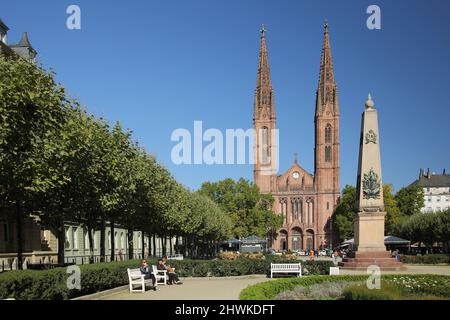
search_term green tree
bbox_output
[384,184,401,235]
[198,178,282,239]
[0,58,67,268]
[395,185,424,216]
[332,185,356,243]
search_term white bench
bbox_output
[167,254,184,261]
[152,265,168,285]
[329,267,340,275]
[270,263,302,278]
[127,266,167,293]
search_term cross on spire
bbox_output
[294,153,298,164]
[260,24,267,36]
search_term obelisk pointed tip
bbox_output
[365,93,375,109]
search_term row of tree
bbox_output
[394,210,450,251]
[333,184,426,243]
[0,57,234,268]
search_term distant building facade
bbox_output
[0,18,36,62]
[411,169,450,213]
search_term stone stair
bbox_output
[339,251,405,271]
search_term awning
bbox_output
[342,236,410,246]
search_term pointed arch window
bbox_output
[325,146,331,162]
[325,124,332,143]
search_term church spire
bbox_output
[316,21,338,115]
[254,24,274,119]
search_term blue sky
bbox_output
[2,0,449,192]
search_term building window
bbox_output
[327,202,330,210]
[65,227,71,249]
[84,231,90,250]
[120,232,124,250]
[325,146,331,162]
[325,125,332,143]
[73,228,79,250]
[437,197,441,202]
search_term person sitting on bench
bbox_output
[158,258,183,285]
[140,259,159,291]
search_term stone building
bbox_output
[253,23,340,251]
[0,18,36,62]
[411,169,450,213]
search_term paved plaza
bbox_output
[77,265,450,300]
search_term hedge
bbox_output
[400,254,450,265]
[239,274,450,300]
[0,257,333,300]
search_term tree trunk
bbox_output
[88,226,94,264]
[141,232,145,259]
[110,220,115,262]
[15,201,23,270]
[169,237,173,256]
[161,237,166,256]
[152,235,156,257]
[163,237,168,256]
[175,236,179,254]
[100,218,106,262]
[128,229,134,260]
[57,221,65,266]
[148,233,152,258]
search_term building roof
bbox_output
[10,32,32,48]
[411,173,450,188]
[0,18,9,32]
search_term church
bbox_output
[253,23,340,251]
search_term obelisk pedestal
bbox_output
[339,95,404,270]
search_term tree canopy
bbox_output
[198,178,282,238]
[0,57,232,266]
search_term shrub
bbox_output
[400,254,450,265]
[0,258,332,300]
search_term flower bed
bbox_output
[240,274,450,300]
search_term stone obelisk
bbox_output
[340,95,403,270]
[354,94,386,252]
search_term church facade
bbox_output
[253,24,340,251]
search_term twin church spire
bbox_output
[254,22,338,119]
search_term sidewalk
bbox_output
[77,264,450,300]
[78,275,270,300]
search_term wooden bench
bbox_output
[127,267,167,293]
[270,263,302,278]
